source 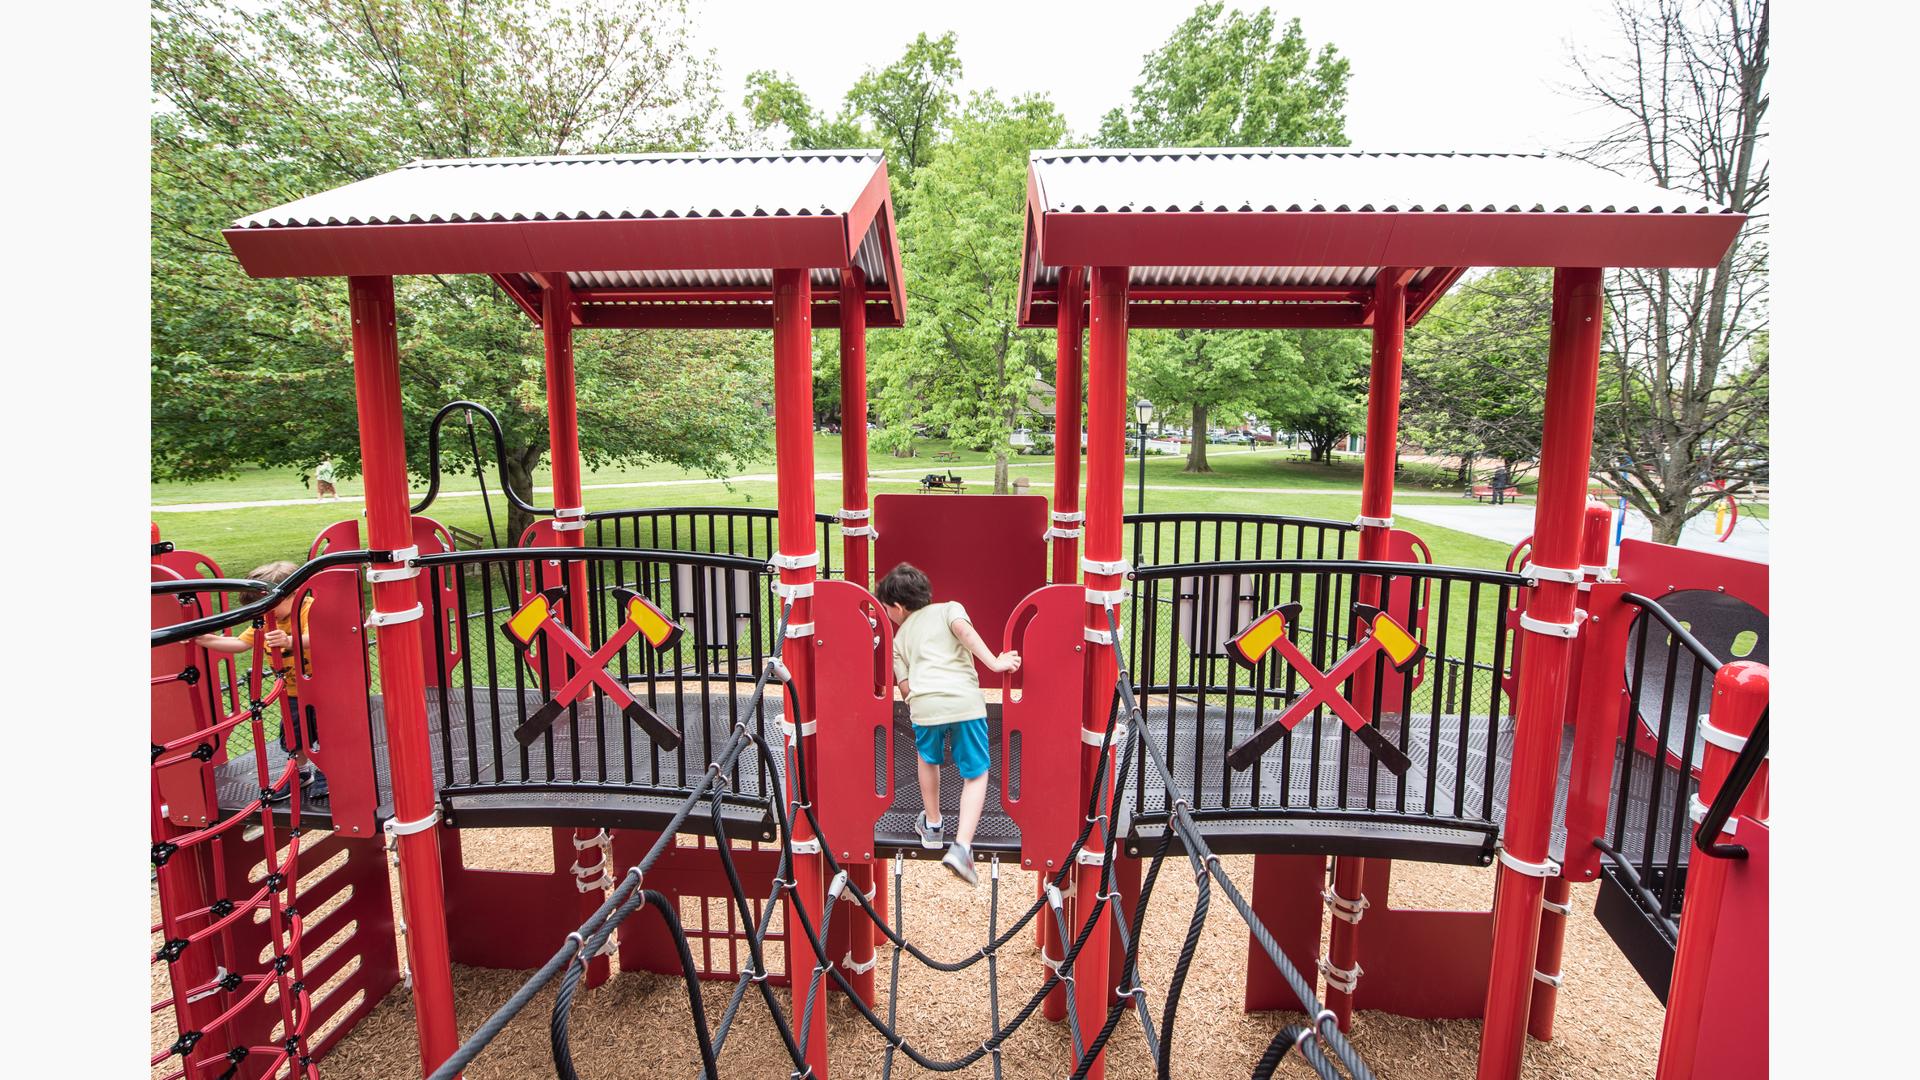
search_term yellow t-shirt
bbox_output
[891,601,988,727]
[235,596,315,675]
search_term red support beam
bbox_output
[1476,267,1606,1080]
[838,267,873,591]
[1325,267,1410,1030]
[771,267,829,1080]
[1050,266,1086,584]
[835,264,878,1007]
[347,275,460,1076]
[540,274,613,989]
[490,272,543,326]
[575,301,900,331]
[1656,662,1769,1080]
[1075,264,1129,1080]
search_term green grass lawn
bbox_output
[157,465,1512,580]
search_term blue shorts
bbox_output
[911,718,991,780]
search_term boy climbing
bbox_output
[876,562,1020,885]
[194,560,328,802]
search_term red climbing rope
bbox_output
[151,612,318,1080]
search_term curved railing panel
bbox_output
[1122,558,1524,857]
[585,506,839,579]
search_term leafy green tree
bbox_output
[1129,331,1277,472]
[1256,330,1366,463]
[876,92,1069,492]
[1098,2,1351,471]
[744,31,961,203]
[151,0,768,541]
[1402,268,1555,484]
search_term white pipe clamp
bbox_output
[365,603,424,628]
[1354,514,1393,529]
[1523,563,1583,585]
[1519,611,1583,639]
[1082,556,1131,576]
[1496,847,1561,878]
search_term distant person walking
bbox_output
[1490,464,1510,506]
[314,457,338,500]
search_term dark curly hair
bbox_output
[875,562,933,611]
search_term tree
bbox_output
[877,93,1070,492]
[1129,331,1274,473]
[744,31,961,202]
[1256,330,1366,463]
[1402,268,1556,484]
[1572,0,1769,543]
[151,0,769,540]
[1098,3,1351,471]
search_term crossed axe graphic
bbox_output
[1222,602,1425,776]
[503,587,685,750]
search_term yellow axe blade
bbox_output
[505,594,552,646]
[1226,604,1293,671]
[1369,610,1426,672]
[625,594,684,651]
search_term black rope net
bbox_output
[428,602,1378,1080]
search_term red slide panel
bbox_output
[873,493,1050,681]
[999,583,1088,874]
[810,579,897,865]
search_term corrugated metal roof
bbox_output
[1030,148,1733,216]
[234,150,887,228]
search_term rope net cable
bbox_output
[152,613,319,1080]
[427,598,1379,1080]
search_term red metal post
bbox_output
[1655,662,1768,1080]
[772,267,829,1079]
[1323,268,1409,1029]
[1051,266,1086,583]
[839,266,873,590]
[835,266,877,1002]
[1527,499,1614,1040]
[1073,265,1129,1080]
[348,276,460,1076]
[540,274,615,988]
[1476,267,1606,1080]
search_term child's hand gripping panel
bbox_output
[1000,584,1088,873]
[810,579,896,864]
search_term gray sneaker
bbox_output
[916,810,944,849]
[941,843,978,885]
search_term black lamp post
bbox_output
[1135,398,1155,513]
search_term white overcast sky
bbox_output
[695,0,1627,153]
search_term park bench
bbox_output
[1467,484,1523,503]
[920,471,967,493]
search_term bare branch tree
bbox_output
[1570,0,1769,543]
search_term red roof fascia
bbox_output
[576,300,891,331]
[1037,210,1744,272]
[223,215,853,280]
[846,162,908,322]
[1023,301,1368,330]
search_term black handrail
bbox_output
[584,505,838,526]
[1123,511,1357,532]
[1694,707,1768,860]
[1621,592,1726,675]
[1129,557,1527,589]
[412,546,770,573]
[410,401,553,517]
[149,548,395,645]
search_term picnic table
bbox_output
[920,471,967,493]
[933,450,962,462]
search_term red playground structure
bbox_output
[150,148,1770,1079]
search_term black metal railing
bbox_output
[414,546,783,816]
[1123,558,1523,846]
[1594,592,1725,931]
[1125,511,1357,568]
[585,506,839,579]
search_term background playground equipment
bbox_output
[151,148,1769,1080]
